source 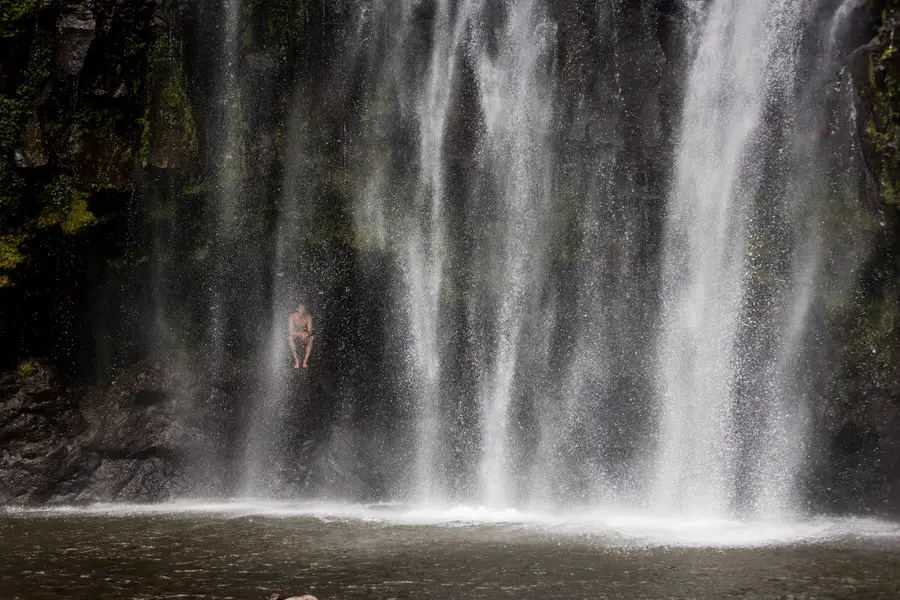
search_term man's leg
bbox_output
[290,336,300,369]
[303,336,314,368]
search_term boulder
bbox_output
[0,364,86,503]
[0,362,206,504]
[57,5,96,77]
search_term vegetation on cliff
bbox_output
[141,34,197,170]
[0,0,194,289]
[867,1,900,205]
[0,0,40,35]
[859,1,900,392]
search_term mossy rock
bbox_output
[36,176,96,234]
[865,5,900,206]
[73,111,134,189]
[141,36,197,170]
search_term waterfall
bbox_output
[165,0,880,512]
[347,0,556,505]
[654,0,799,517]
[216,0,245,229]
[208,0,246,364]
[405,0,480,503]
[238,100,306,497]
[151,0,249,494]
[469,0,556,507]
[653,0,873,517]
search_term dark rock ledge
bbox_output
[0,362,202,505]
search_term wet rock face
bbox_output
[0,366,86,503]
[57,5,96,77]
[17,114,49,168]
[0,357,338,504]
[0,364,197,504]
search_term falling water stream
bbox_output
[171,0,881,519]
[653,0,805,517]
[655,0,874,519]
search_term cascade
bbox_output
[346,0,559,505]
[182,0,878,513]
[148,0,252,493]
[654,0,804,517]
[654,0,873,517]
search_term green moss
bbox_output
[0,233,27,287]
[0,0,40,35]
[241,21,254,48]
[0,26,52,151]
[270,0,307,55]
[850,284,900,377]
[36,176,96,233]
[0,234,26,269]
[880,168,898,205]
[0,99,26,221]
[16,358,36,377]
[866,7,900,204]
[183,180,208,196]
[0,25,53,217]
[192,245,210,262]
[123,31,147,60]
[0,97,25,148]
[138,113,151,168]
[17,28,52,100]
[141,36,197,169]
[72,107,134,188]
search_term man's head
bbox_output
[296,301,306,314]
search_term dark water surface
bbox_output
[3,506,900,599]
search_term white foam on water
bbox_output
[5,501,900,548]
[553,510,900,547]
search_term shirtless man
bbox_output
[288,301,314,369]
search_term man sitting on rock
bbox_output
[288,300,314,369]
